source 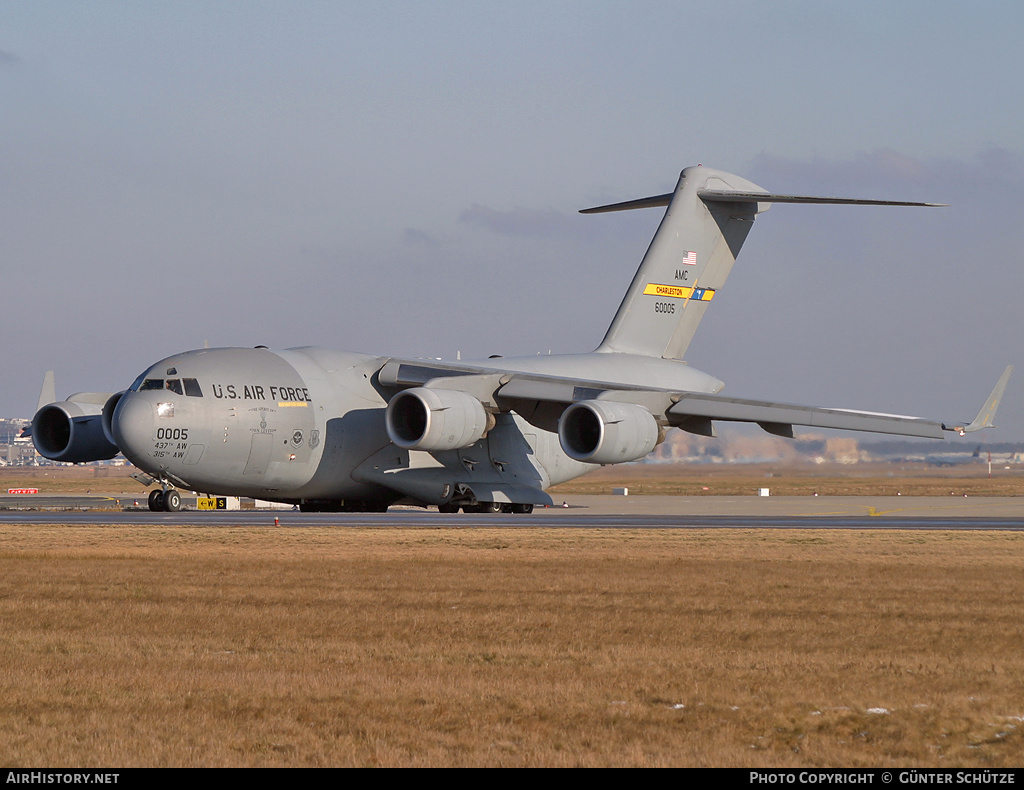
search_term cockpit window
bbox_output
[183,378,203,397]
[139,379,164,391]
[165,379,183,395]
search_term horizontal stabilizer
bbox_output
[581,190,945,214]
[580,193,673,214]
[696,190,946,207]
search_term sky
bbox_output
[3,1,1024,442]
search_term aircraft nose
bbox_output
[110,393,154,467]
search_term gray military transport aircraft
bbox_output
[31,166,1012,512]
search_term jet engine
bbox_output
[558,399,660,464]
[32,394,120,463]
[101,391,124,446]
[386,387,493,451]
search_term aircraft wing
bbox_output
[379,359,1011,441]
[664,394,943,438]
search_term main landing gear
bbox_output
[298,500,391,513]
[439,501,534,514]
[148,488,181,512]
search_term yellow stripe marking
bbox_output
[644,283,689,298]
[643,283,715,301]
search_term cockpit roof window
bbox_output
[183,378,203,397]
[139,379,164,391]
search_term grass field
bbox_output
[1,523,1022,767]
[4,459,1023,498]
[550,462,1024,497]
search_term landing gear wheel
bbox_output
[501,504,514,513]
[511,503,534,514]
[148,490,164,512]
[438,503,459,514]
[300,501,342,512]
[480,501,503,514]
[163,490,181,512]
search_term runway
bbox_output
[1,495,1022,529]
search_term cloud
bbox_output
[458,204,579,239]
[402,227,440,247]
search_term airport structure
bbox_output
[0,419,34,466]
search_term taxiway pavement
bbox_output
[0,494,1021,530]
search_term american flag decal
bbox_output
[682,250,697,265]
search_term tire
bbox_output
[480,501,503,514]
[511,503,534,514]
[164,490,181,512]
[148,489,163,512]
[300,501,341,512]
[438,503,459,514]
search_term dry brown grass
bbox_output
[1,466,141,495]
[551,462,1024,497]
[1,524,1023,767]
[7,460,1024,499]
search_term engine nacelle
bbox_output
[101,391,124,446]
[386,387,492,451]
[32,394,120,463]
[558,399,660,464]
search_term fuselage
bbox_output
[110,345,723,504]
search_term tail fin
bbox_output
[589,165,943,361]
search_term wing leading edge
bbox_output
[379,359,1011,442]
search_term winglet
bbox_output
[20,371,56,441]
[943,365,1013,435]
[36,370,56,413]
